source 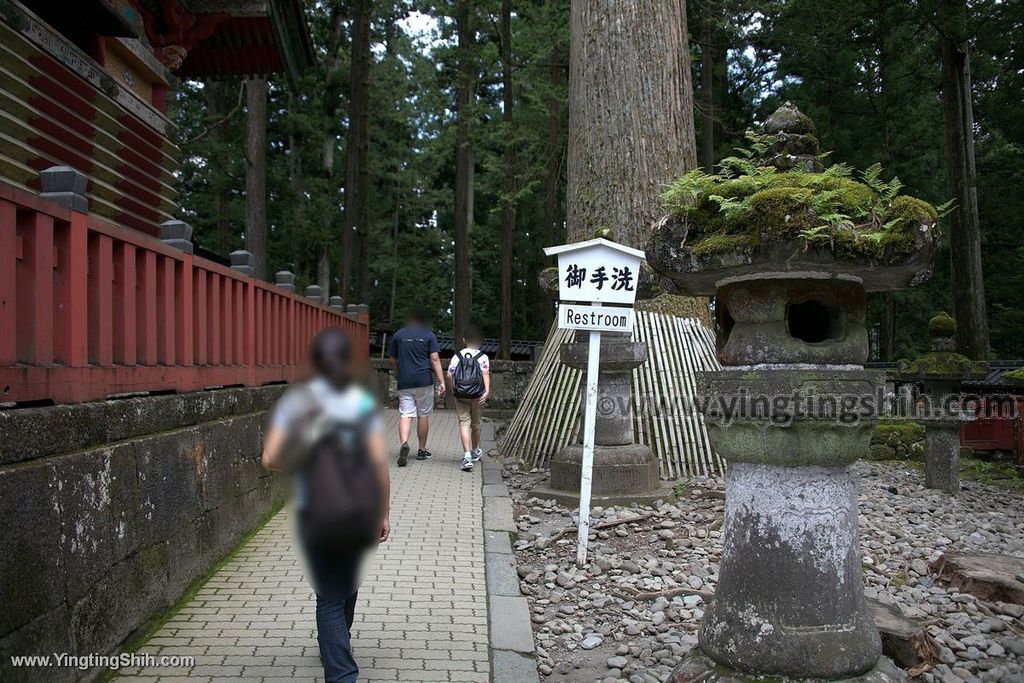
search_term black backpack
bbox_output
[299,416,383,552]
[452,350,486,399]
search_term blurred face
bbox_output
[312,331,353,387]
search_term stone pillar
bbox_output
[536,333,670,506]
[304,285,323,301]
[274,271,295,292]
[229,250,255,276]
[924,421,962,494]
[329,296,345,310]
[39,165,88,212]
[677,277,886,680]
[160,220,194,254]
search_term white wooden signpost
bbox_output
[543,238,644,566]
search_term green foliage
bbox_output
[661,133,941,262]
[928,312,957,338]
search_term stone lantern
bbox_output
[646,102,942,681]
[893,312,985,494]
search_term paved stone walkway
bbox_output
[119,410,489,683]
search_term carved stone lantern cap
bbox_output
[893,312,988,382]
[645,102,943,296]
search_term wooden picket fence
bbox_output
[500,311,722,478]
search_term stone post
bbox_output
[160,220,194,254]
[229,250,255,276]
[645,103,942,682]
[274,271,295,293]
[536,331,670,506]
[39,165,89,212]
[329,296,345,310]
[304,284,323,301]
[893,313,983,495]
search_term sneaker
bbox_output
[460,456,474,472]
[416,449,432,460]
[398,443,409,467]
[470,448,483,462]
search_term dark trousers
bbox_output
[306,545,363,683]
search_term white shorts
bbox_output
[398,386,434,417]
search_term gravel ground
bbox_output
[507,461,1024,683]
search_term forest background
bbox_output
[170,0,1024,362]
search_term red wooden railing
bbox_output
[0,181,368,405]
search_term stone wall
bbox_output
[868,420,926,461]
[0,386,287,682]
[371,358,536,414]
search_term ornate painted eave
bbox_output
[152,0,314,84]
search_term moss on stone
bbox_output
[689,232,758,256]
[659,136,941,267]
[903,351,972,375]
[929,311,957,338]
[1004,368,1024,381]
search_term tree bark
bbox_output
[699,7,715,171]
[341,0,372,304]
[939,1,988,359]
[321,1,346,175]
[205,80,230,256]
[567,0,698,246]
[244,77,268,279]
[539,39,564,332]
[453,0,475,341]
[499,0,515,360]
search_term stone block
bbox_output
[482,483,509,498]
[70,543,170,656]
[160,220,194,254]
[0,462,64,636]
[135,429,205,544]
[39,166,88,212]
[491,650,539,683]
[329,296,344,309]
[0,607,75,683]
[486,552,521,597]
[483,497,516,532]
[484,530,512,556]
[304,284,323,301]
[275,271,296,292]
[229,250,255,276]
[488,596,534,653]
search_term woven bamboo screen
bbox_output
[499,312,722,478]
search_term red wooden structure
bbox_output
[0,180,368,405]
[962,396,1024,469]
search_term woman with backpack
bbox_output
[447,325,491,472]
[261,328,391,683]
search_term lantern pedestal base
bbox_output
[667,651,905,683]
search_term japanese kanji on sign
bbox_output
[543,238,644,565]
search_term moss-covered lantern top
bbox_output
[895,312,987,380]
[646,102,943,295]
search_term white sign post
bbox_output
[543,238,644,566]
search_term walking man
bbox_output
[388,306,445,466]
[447,325,490,472]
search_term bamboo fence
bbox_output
[499,311,722,478]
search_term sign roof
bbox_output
[543,238,645,260]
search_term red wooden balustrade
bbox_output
[0,181,369,405]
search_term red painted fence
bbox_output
[0,181,368,405]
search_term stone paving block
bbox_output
[484,529,513,555]
[486,552,522,597]
[492,650,540,683]
[483,496,516,532]
[488,596,534,653]
[482,482,510,498]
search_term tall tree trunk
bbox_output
[287,91,306,278]
[539,40,564,332]
[341,0,373,304]
[939,0,988,359]
[244,77,268,279]
[567,0,698,246]
[321,1,345,175]
[699,8,715,171]
[453,0,475,341]
[499,0,515,360]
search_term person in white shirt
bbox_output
[446,325,490,471]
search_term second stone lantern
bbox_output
[646,102,942,681]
